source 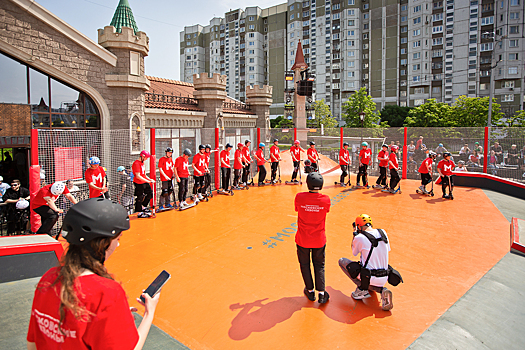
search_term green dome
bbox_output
[110,0,138,34]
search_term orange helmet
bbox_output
[355,214,373,227]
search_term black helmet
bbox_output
[273,138,279,143]
[61,198,129,246]
[343,142,349,147]
[165,147,173,153]
[226,143,233,148]
[304,159,312,166]
[443,151,452,158]
[183,148,192,156]
[382,144,388,148]
[205,144,212,150]
[309,141,316,146]
[306,172,324,191]
[198,144,205,150]
[245,139,251,145]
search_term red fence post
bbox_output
[483,126,489,174]
[149,128,156,208]
[215,128,220,189]
[257,127,261,146]
[294,128,297,142]
[30,129,41,233]
[402,127,408,179]
[340,127,343,150]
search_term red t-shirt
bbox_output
[437,159,456,176]
[270,145,280,162]
[242,146,252,163]
[220,150,230,168]
[389,152,399,169]
[307,148,319,164]
[360,148,372,165]
[416,139,423,150]
[27,267,139,350]
[418,157,433,174]
[31,184,70,209]
[378,150,389,167]
[234,149,243,169]
[205,152,211,167]
[84,166,106,198]
[290,146,301,161]
[174,156,189,178]
[132,159,147,184]
[192,153,207,175]
[158,156,174,181]
[256,149,266,166]
[295,192,331,248]
[339,149,350,165]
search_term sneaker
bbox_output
[158,205,165,210]
[389,188,396,194]
[303,288,315,301]
[293,179,299,183]
[143,207,152,213]
[418,186,425,192]
[258,182,265,186]
[197,194,204,200]
[340,182,347,187]
[165,203,174,209]
[181,201,188,207]
[381,288,393,311]
[442,194,449,199]
[356,182,361,187]
[381,187,391,192]
[137,212,150,218]
[351,287,371,300]
[373,184,382,189]
[318,291,330,304]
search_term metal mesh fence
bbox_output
[488,127,525,181]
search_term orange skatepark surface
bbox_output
[102,154,510,349]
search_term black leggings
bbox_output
[421,173,432,186]
[389,168,400,189]
[271,162,279,181]
[159,180,174,206]
[33,205,59,236]
[292,161,300,180]
[376,166,387,186]
[441,175,454,194]
[242,164,250,184]
[134,182,153,213]
[258,164,267,184]
[340,164,348,183]
[178,177,188,202]
[194,175,204,195]
[221,167,231,190]
[233,168,242,186]
[297,244,326,292]
[357,164,368,185]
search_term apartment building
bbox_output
[180,0,525,120]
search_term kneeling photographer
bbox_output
[338,214,402,311]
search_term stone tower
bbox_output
[291,41,308,143]
[193,73,227,129]
[97,0,150,130]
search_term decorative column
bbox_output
[193,73,227,129]
[291,41,308,144]
[246,84,273,138]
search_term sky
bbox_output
[36,0,285,80]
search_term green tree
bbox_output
[312,99,338,128]
[341,87,384,127]
[505,110,525,127]
[380,105,412,127]
[404,99,452,127]
[448,95,503,127]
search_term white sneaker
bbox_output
[418,186,425,192]
[351,287,371,300]
[197,194,204,200]
[181,201,188,207]
[381,288,393,311]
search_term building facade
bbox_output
[180,0,525,121]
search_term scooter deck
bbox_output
[285,181,302,185]
[217,190,234,196]
[416,189,434,197]
[179,202,198,211]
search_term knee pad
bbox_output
[346,262,361,279]
[360,268,371,290]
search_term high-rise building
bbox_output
[180,0,525,121]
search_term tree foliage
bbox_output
[342,87,385,128]
[312,99,338,128]
[270,116,294,128]
[380,105,412,127]
[449,96,503,127]
[404,99,451,127]
[506,109,525,127]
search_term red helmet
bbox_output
[294,140,300,145]
[237,143,243,148]
[140,150,151,158]
[390,145,399,152]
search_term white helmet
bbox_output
[16,199,29,210]
[0,175,3,182]
[51,182,65,195]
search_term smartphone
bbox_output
[139,270,171,303]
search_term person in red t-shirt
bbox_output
[437,151,456,199]
[220,143,233,191]
[31,181,77,237]
[373,144,389,189]
[417,151,437,195]
[383,145,400,193]
[356,142,372,187]
[192,145,208,200]
[307,141,320,172]
[84,156,107,198]
[132,151,156,218]
[241,139,253,186]
[158,147,175,209]
[290,140,306,183]
[27,199,160,350]
[254,143,269,186]
[233,143,244,189]
[270,139,281,184]
[174,149,192,207]
[204,144,218,196]
[338,142,351,186]
[295,172,331,304]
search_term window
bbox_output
[413,64,421,71]
[303,11,310,17]
[504,81,515,88]
[290,14,295,20]
[348,20,355,26]
[414,40,421,47]
[248,25,255,30]
[348,61,355,67]
[414,5,421,12]
[249,50,255,54]
[510,26,520,34]
[414,29,421,36]
[509,67,518,74]
[348,40,355,47]
[363,43,369,49]
[479,83,487,90]
[510,12,520,20]
[414,99,425,106]
[480,42,494,51]
[413,75,421,82]
[503,94,514,102]
[332,13,340,20]
[433,13,443,21]
[401,5,408,11]
[248,16,254,21]
[433,38,443,45]
[248,66,255,71]
[348,0,355,4]
[348,30,355,36]
[363,33,368,39]
[347,71,355,77]
[348,9,355,15]
[401,48,407,54]
[481,16,494,25]
[415,87,424,94]
[433,26,443,33]
[400,69,406,75]
[364,13,369,19]
[332,3,340,10]
[401,37,408,44]
[364,23,369,29]
[347,82,355,88]
[290,4,294,10]
[400,91,407,97]
[509,40,519,47]
[510,0,519,5]
[303,20,310,26]
[290,33,295,38]
[401,26,408,33]
[414,17,421,24]
[348,50,355,56]
[413,52,421,59]
[432,87,441,94]
[401,59,408,65]
[401,16,408,22]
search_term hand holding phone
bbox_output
[139,270,171,304]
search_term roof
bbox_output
[291,40,308,71]
[110,0,139,34]
[146,76,254,115]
